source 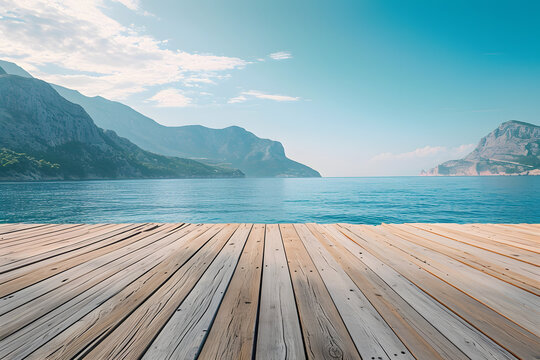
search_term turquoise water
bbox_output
[1,177,539,224]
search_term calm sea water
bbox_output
[1,177,539,224]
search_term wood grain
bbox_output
[0,222,536,360]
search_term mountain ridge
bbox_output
[422,120,540,176]
[0,60,321,178]
[0,69,244,181]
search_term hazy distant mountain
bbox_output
[0,60,320,178]
[422,120,540,176]
[0,69,243,181]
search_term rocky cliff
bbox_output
[0,60,320,178]
[0,69,243,181]
[422,121,540,176]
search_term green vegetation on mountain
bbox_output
[0,68,244,181]
[0,60,320,178]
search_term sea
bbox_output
[1,177,539,224]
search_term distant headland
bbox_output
[422,120,540,176]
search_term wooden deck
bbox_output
[0,223,538,359]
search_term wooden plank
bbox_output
[331,225,518,360]
[0,224,117,262]
[499,224,540,237]
[339,224,538,359]
[84,224,239,360]
[0,224,143,274]
[0,224,63,240]
[375,226,540,336]
[0,224,108,251]
[255,224,305,360]
[0,224,212,358]
[456,224,539,253]
[280,224,360,360]
[198,224,265,359]
[0,224,198,321]
[412,224,538,265]
[0,224,176,315]
[27,224,228,359]
[294,224,412,360]
[0,224,48,236]
[142,224,253,360]
[484,224,540,242]
[310,224,468,360]
[0,222,536,360]
[0,223,165,298]
[387,224,540,296]
[0,224,83,246]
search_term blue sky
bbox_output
[1,0,539,175]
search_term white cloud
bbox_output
[147,88,192,107]
[183,76,216,87]
[370,144,475,175]
[269,51,292,60]
[228,90,300,104]
[112,0,139,10]
[0,0,247,100]
[372,145,447,161]
[372,144,474,161]
[228,95,247,104]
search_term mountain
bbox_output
[0,69,243,181]
[422,121,540,176]
[0,60,320,178]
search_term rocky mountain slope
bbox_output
[0,69,243,181]
[422,120,540,176]
[0,60,320,178]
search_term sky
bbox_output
[0,0,539,176]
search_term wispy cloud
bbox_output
[0,0,247,100]
[228,95,248,104]
[243,90,299,101]
[372,144,475,161]
[112,0,139,10]
[228,90,300,104]
[269,51,292,60]
[147,88,192,107]
[372,145,448,161]
[370,144,475,174]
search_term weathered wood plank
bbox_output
[85,224,239,360]
[0,224,197,322]
[499,224,540,237]
[0,224,158,296]
[0,224,48,236]
[0,224,212,358]
[389,224,540,295]
[452,224,539,253]
[198,224,265,359]
[376,226,540,336]
[0,222,536,360]
[412,223,538,265]
[26,224,227,359]
[0,224,84,247]
[310,224,468,360]
[332,225,519,360]
[340,224,537,359]
[142,224,252,360]
[476,224,540,242]
[0,223,142,274]
[280,224,360,360]
[255,224,305,360]
[295,224,412,360]
[0,224,109,252]
[0,224,68,241]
